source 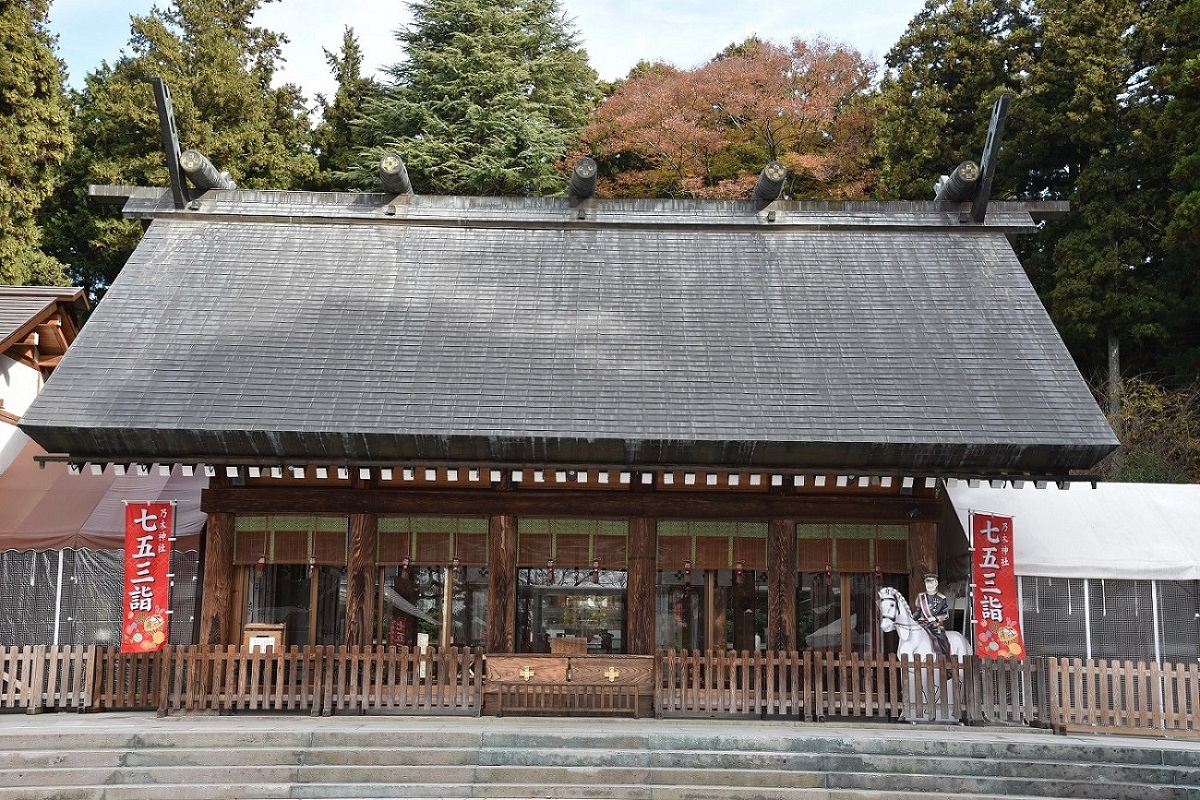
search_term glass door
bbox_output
[517,567,628,653]
[246,564,346,646]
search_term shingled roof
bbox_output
[20,189,1117,476]
[0,286,87,356]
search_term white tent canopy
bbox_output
[946,482,1200,581]
[0,438,208,551]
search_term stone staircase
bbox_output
[0,715,1197,800]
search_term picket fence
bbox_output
[0,645,1194,737]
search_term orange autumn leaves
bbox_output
[578,37,878,200]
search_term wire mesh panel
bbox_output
[1021,577,1199,663]
[0,549,200,647]
[1019,577,1087,658]
[1157,580,1200,663]
[168,550,200,645]
[0,551,57,645]
[62,549,123,646]
[1088,579,1156,662]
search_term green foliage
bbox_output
[1152,0,1200,379]
[1022,0,1180,381]
[311,27,383,191]
[354,0,598,195]
[43,0,317,297]
[873,0,1033,200]
[0,0,72,286]
[877,0,1199,386]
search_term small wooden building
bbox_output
[20,188,1117,659]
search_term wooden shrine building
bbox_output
[20,184,1118,661]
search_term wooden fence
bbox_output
[159,645,484,715]
[964,652,1049,727]
[0,645,1194,737]
[0,645,483,717]
[1047,657,1199,737]
[0,645,92,711]
[656,650,965,723]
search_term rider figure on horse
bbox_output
[914,573,952,659]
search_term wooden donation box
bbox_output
[486,654,654,717]
[243,623,285,652]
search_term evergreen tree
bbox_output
[0,0,72,286]
[875,0,1196,386]
[872,0,1034,200]
[44,0,317,296]
[1160,1,1200,251]
[1152,0,1200,379]
[1021,0,1170,382]
[357,0,598,195]
[312,27,383,191]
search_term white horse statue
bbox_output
[877,586,970,722]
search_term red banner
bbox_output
[122,502,174,653]
[971,512,1025,659]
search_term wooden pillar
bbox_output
[345,513,377,647]
[626,517,656,655]
[199,510,234,646]
[487,514,517,653]
[705,571,724,649]
[909,521,938,594]
[767,518,797,652]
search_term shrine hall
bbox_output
[19,172,1117,661]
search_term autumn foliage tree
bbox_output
[581,63,724,197]
[1097,378,1200,483]
[581,38,877,199]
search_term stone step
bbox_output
[482,730,1200,768]
[479,745,1194,784]
[0,745,480,770]
[0,730,481,752]
[3,725,1196,774]
[1,762,1192,800]
[0,765,823,791]
[2,745,1191,789]
[0,784,1066,800]
[1,716,1196,800]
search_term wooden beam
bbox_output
[487,515,517,653]
[626,518,656,655]
[202,487,939,523]
[34,320,68,356]
[198,511,234,646]
[151,77,189,209]
[767,518,797,651]
[345,513,377,647]
[971,93,1011,224]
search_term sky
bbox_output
[48,0,928,106]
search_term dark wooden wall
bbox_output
[198,483,941,653]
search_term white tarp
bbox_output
[947,482,1200,580]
